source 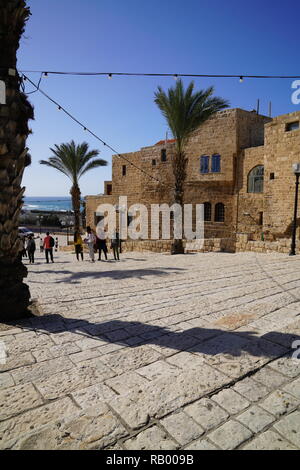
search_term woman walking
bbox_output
[74,231,84,261]
[84,226,96,262]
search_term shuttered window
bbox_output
[211,154,221,172]
[200,155,209,173]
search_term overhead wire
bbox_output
[20,73,174,190]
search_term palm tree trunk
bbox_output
[171,149,187,254]
[70,184,81,232]
[0,0,34,320]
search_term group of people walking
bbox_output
[19,227,121,264]
[19,232,56,264]
[74,226,120,262]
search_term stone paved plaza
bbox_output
[1,249,300,450]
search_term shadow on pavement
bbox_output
[5,314,299,359]
[26,266,186,283]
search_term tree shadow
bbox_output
[5,314,298,359]
[26,267,186,283]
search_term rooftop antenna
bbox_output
[268,101,272,117]
[256,99,260,115]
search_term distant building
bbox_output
[86,108,300,253]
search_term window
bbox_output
[152,159,156,166]
[122,165,126,176]
[106,184,112,195]
[211,154,221,172]
[259,212,263,225]
[270,172,275,180]
[286,121,299,132]
[161,149,167,162]
[215,203,225,222]
[200,155,209,173]
[204,202,211,221]
[248,165,264,193]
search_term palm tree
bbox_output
[154,79,229,253]
[0,0,34,320]
[40,141,107,231]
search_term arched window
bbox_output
[204,202,211,221]
[215,203,225,222]
[248,165,264,193]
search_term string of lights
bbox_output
[21,73,174,190]
[19,70,300,81]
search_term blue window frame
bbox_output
[200,155,209,173]
[211,154,221,172]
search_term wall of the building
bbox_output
[85,109,300,251]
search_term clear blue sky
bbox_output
[19,0,300,197]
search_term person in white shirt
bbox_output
[84,226,96,262]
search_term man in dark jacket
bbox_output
[26,235,36,264]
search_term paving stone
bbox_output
[268,355,300,378]
[232,377,270,402]
[208,420,253,450]
[0,383,43,421]
[108,365,230,429]
[137,360,181,381]
[0,397,79,446]
[184,398,229,431]
[166,351,206,369]
[148,333,200,356]
[49,342,82,358]
[11,356,74,385]
[260,390,299,418]
[242,429,298,450]
[251,367,290,389]
[71,383,117,409]
[211,388,250,415]
[35,361,115,400]
[124,425,178,450]
[184,439,219,450]
[69,347,103,364]
[74,337,107,351]
[273,410,300,448]
[100,345,162,374]
[282,377,300,399]
[0,372,14,389]
[31,348,54,362]
[161,411,204,445]
[105,371,149,394]
[0,352,36,373]
[236,405,275,433]
[6,332,54,355]
[11,407,128,450]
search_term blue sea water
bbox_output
[23,197,72,212]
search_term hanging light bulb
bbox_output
[239,76,244,83]
[173,74,178,81]
[44,72,48,77]
[58,106,61,110]
[108,73,112,79]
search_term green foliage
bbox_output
[154,79,229,153]
[39,140,107,185]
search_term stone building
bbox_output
[85,108,300,253]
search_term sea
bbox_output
[23,197,72,212]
